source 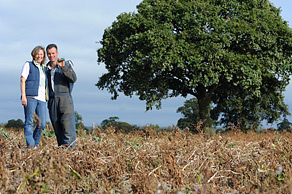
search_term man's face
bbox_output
[47,47,59,62]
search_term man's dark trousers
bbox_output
[48,93,76,149]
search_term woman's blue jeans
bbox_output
[23,97,46,148]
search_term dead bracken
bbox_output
[0,126,292,193]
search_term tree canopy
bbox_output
[5,119,24,129]
[176,98,201,132]
[277,118,292,132]
[75,111,86,130]
[97,0,292,129]
[100,117,134,132]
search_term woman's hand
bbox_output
[21,95,27,107]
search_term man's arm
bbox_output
[59,60,77,83]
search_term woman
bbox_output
[20,46,47,148]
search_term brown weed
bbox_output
[0,127,292,193]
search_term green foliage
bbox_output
[277,118,292,132]
[100,116,119,128]
[5,119,24,129]
[42,122,55,138]
[176,98,200,132]
[97,0,292,130]
[101,117,135,133]
[0,128,9,138]
[43,128,55,138]
[149,124,160,131]
[43,129,55,138]
[75,111,86,130]
[118,121,134,132]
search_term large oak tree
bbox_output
[97,0,292,129]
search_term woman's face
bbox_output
[34,49,44,64]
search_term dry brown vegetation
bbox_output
[1,126,292,194]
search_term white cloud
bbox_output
[0,0,292,128]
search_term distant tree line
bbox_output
[4,119,24,129]
[1,111,291,133]
[176,98,292,133]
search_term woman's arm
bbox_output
[21,76,27,106]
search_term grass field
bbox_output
[1,126,292,193]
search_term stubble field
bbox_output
[1,126,292,193]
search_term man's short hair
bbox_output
[46,44,58,51]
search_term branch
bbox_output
[207,170,241,183]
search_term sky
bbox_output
[0,0,292,128]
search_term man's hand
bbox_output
[57,58,65,67]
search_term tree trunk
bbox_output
[197,85,212,129]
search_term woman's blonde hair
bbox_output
[31,46,46,64]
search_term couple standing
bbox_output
[20,44,77,149]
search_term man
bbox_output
[46,44,77,149]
